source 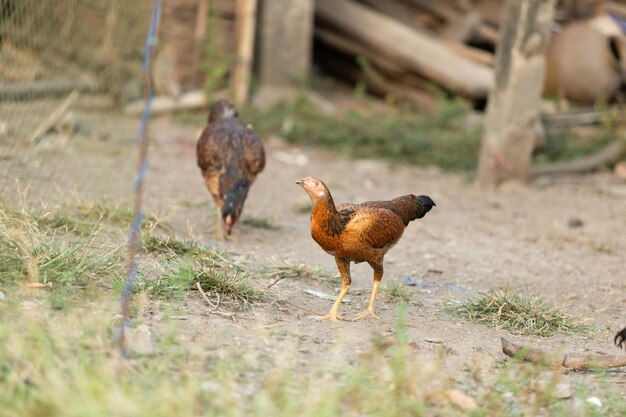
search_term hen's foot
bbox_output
[214,226,225,241]
[215,226,235,241]
[352,308,380,322]
[308,313,344,321]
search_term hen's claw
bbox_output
[352,309,380,322]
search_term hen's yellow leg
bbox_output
[353,263,382,321]
[310,257,350,321]
[215,207,225,241]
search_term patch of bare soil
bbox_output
[136,117,625,389]
[7,111,625,392]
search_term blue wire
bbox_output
[119,0,161,357]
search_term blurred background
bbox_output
[1,0,626,201]
[2,3,626,411]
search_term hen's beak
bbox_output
[224,214,234,234]
[295,179,304,185]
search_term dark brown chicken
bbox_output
[296,177,435,321]
[197,99,265,239]
[615,326,626,351]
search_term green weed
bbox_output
[0,303,621,417]
[139,257,263,309]
[140,234,238,271]
[241,97,482,172]
[381,281,414,303]
[240,216,280,230]
[0,208,123,288]
[258,259,339,282]
[448,289,596,337]
[72,201,164,231]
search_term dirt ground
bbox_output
[4,108,626,394]
[152,115,626,387]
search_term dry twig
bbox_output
[501,337,626,370]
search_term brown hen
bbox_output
[197,99,265,239]
[296,177,435,321]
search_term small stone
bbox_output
[20,300,38,310]
[585,396,602,407]
[614,161,626,180]
[571,397,584,412]
[201,381,222,393]
[125,324,155,356]
[0,290,5,301]
[568,217,584,228]
[534,176,553,188]
[446,389,477,411]
[0,120,8,138]
[554,383,571,399]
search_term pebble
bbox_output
[20,300,38,309]
[554,383,571,399]
[125,324,155,356]
[568,217,584,228]
[502,392,514,402]
[201,381,222,394]
[585,396,602,408]
[446,389,477,411]
[0,121,7,138]
[0,290,4,301]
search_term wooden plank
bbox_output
[315,28,406,77]
[321,52,438,112]
[315,0,493,99]
[406,0,459,21]
[359,0,424,29]
[124,90,209,115]
[233,0,257,105]
[502,338,626,370]
[530,140,625,177]
[440,39,494,66]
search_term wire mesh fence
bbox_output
[0,0,237,206]
[0,0,153,205]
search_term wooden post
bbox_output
[254,0,313,108]
[315,0,493,100]
[233,0,257,106]
[195,0,208,43]
[477,0,556,187]
[102,0,119,56]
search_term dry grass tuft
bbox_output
[257,259,339,282]
[448,289,595,337]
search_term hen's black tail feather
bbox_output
[615,326,626,351]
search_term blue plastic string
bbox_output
[118,0,161,358]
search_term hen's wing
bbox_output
[360,195,435,226]
[334,194,435,249]
[241,127,265,182]
[197,119,265,210]
[333,202,405,249]
[347,207,406,249]
[196,125,227,202]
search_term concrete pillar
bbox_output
[477,0,556,187]
[253,0,314,108]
